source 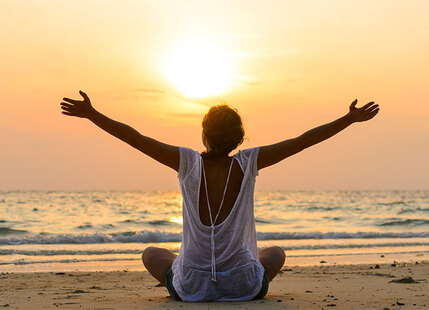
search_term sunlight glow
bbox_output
[170,216,183,225]
[162,38,234,98]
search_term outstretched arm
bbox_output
[60,90,179,171]
[258,99,380,170]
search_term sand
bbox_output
[1,262,428,309]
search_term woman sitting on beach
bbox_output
[61,91,379,301]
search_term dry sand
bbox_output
[1,262,428,309]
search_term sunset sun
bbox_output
[162,38,233,98]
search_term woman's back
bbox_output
[199,156,244,227]
[171,147,265,301]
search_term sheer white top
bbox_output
[171,147,264,302]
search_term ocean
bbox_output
[1,190,428,272]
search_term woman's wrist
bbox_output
[87,107,98,121]
[344,112,355,125]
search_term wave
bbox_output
[1,230,429,245]
[0,257,137,266]
[0,230,182,245]
[147,220,172,226]
[2,249,428,266]
[0,227,28,235]
[255,218,271,224]
[0,249,144,256]
[398,208,429,214]
[306,206,340,211]
[1,241,429,257]
[378,219,429,226]
[258,231,429,240]
[377,201,407,206]
[76,224,93,229]
[288,249,429,258]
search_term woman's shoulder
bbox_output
[234,147,260,158]
[178,147,201,180]
[233,147,260,176]
[179,146,201,156]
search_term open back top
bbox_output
[171,147,264,302]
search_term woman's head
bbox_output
[201,104,244,159]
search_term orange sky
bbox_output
[1,0,428,190]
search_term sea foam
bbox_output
[1,230,429,245]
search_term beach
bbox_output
[1,190,428,308]
[1,262,428,309]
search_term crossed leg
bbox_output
[258,246,286,281]
[142,246,177,286]
[142,245,285,285]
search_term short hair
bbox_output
[201,104,244,159]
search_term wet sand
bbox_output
[1,262,428,309]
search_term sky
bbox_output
[1,0,428,190]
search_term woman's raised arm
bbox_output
[257,99,380,170]
[60,90,179,171]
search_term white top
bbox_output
[172,147,265,302]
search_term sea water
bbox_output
[0,190,428,272]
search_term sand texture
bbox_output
[1,262,428,309]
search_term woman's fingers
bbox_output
[63,97,80,104]
[61,106,76,116]
[360,101,375,111]
[347,99,379,122]
[365,104,379,114]
[61,102,75,109]
[367,109,379,119]
[371,108,380,115]
[61,92,88,117]
[61,105,74,111]
[79,90,90,102]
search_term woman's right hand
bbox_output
[347,99,380,123]
[61,90,95,119]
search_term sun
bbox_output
[162,38,234,98]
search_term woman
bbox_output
[61,91,379,301]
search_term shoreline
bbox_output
[1,262,428,309]
[2,248,427,273]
